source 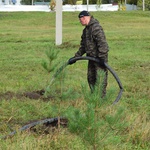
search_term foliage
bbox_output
[102,0,110,4]
[82,0,96,4]
[41,46,66,97]
[50,0,56,11]
[21,0,50,5]
[20,0,32,5]
[41,46,59,73]
[63,0,77,5]
[137,0,150,10]
[66,71,127,149]
[128,0,138,5]
[97,0,102,7]
[83,0,121,4]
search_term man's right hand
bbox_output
[97,58,105,67]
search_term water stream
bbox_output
[44,61,69,97]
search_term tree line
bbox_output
[20,0,150,10]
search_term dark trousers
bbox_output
[87,60,108,97]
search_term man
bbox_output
[69,10,109,97]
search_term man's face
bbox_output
[79,17,87,26]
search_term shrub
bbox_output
[127,0,138,5]
[50,0,56,11]
[63,0,77,5]
[137,0,150,10]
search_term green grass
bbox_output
[0,11,150,149]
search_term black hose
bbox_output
[67,56,123,104]
[104,62,123,104]
[1,117,63,139]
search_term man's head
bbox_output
[78,10,91,26]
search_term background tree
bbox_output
[137,0,150,10]
[127,0,138,5]
[21,0,32,5]
[21,0,50,5]
[102,0,110,4]
[63,0,77,4]
[83,0,97,4]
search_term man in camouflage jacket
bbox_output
[69,11,109,96]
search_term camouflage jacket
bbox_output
[75,17,109,61]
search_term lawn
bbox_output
[0,11,150,150]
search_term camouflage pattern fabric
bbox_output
[75,16,109,96]
[88,61,108,97]
[75,16,109,61]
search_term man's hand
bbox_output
[68,57,76,65]
[98,58,105,66]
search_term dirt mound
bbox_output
[23,90,45,100]
[0,90,52,101]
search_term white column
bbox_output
[87,0,89,11]
[55,0,62,45]
[143,0,145,11]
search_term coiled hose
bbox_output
[67,56,123,105]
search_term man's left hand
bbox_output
[68,57,76,65]
[98,58,105,66]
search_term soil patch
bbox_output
[0,91,68,138]
[0,90,53,101]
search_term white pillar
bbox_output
[55,0,62,45]
[87,0,89,11]
[143,0,145,11]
